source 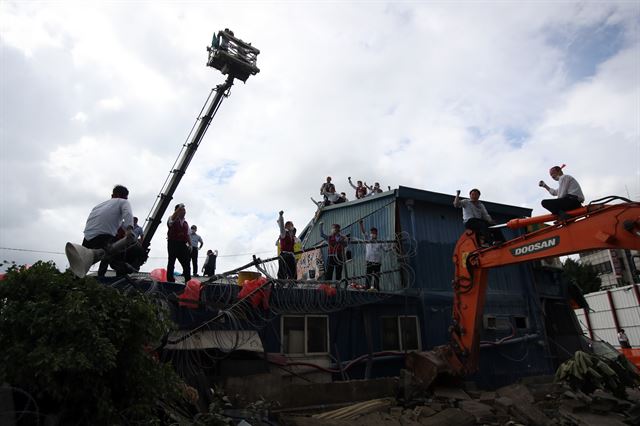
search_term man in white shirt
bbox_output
[453,188,504,246]
[189,225,204,276]
[539,165,585,220]
[132,217,144,241]
[618,329,632,349]
[82,185,134,277]
[359,220,388,291]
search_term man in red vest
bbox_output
[319,222,349,282]
[166,203,192,282]
[277,211,297,280]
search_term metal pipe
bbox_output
[479,333,539,348]
[506,207,588,229]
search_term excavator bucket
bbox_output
[405,345,465,388]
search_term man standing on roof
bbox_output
[366,182,383,195]
[319,222,349,282]
[539,165,585,220]
[454,188,504,246]
[348,177,368,199]
[359,220,388,291]
[203,249,218,277]
[132,217,144,241]
[277,211,297,280]
[82,184,134,277]
[166,203,191,283]
[189,225,204,276]
[320,176,336,205]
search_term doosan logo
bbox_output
[511,237,560,256]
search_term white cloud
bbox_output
[72,112,88,122]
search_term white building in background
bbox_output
[574,283,640,349]
[579,249,640,289]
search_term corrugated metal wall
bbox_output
[301,192,401,291]
[574,284,640,348]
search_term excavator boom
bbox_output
[448,201,640,375]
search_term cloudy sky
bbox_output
[1,1,638,274]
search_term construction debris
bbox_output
[554,350,640,398]
[312,398,394,420]
[278,370,640,426]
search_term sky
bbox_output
[1,1,639,274]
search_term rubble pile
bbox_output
[555,350,640,398]
[279,373,640,426]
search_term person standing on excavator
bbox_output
[539,164,585,220]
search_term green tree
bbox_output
[563,258,602,294]
[0,261,189,424]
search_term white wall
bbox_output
[574,284,640,348]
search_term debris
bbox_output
[312,398,394,421]
[416,408,474,426]
[458,400,495,423]
[554,350,640,398]
[432,386,470,401]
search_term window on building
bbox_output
[381,317,400,350]
[307,316,328,353]
[483,315,511,330]
[592,261,613,275]
[513,316,529,329]
[381,316,421,351]
[281,315,329,355]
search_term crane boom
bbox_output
[141,30,259,252]
[141,76,233,249]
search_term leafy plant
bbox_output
[562,258,602,294]
[0,261,187,424]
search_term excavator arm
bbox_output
[448,201,640,375]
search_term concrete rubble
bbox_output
[277,371,640,426]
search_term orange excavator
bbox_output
[409,197,640,382]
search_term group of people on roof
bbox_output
[313,176,386,208]
[276,211,388,291]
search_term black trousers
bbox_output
[203,255,216,276]
[191,248,199,275]
[365,261,381,290]
[278,252,297,279]
[82,234,115,277]
[325,253,344,281]
[464,218,504,244]
[541,196,582,215]
[167,240,191,282]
